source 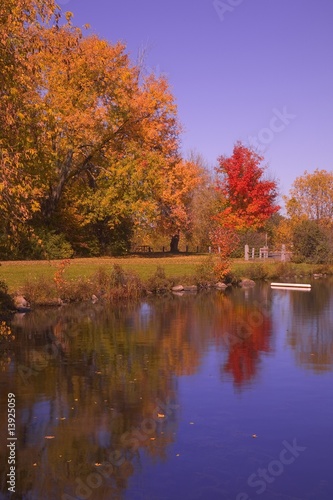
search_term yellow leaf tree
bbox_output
[0,2,201,256]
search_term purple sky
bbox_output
[58,0,333,202]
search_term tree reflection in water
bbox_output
[286,280,333,371]
[0,282,332,498]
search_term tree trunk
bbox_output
[170,231,180,253]
[42,151,73,219]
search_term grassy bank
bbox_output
[1,255,333,307]
[0,255,207,292]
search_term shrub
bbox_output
[292,220,332,264]
[22,264,145,304]
[22,277,59,305]
[243,263,268,280]
[311,263,332,275]
[89,265,144,300]
[270,262,297,278]
[194,255,217,286]
[60,278,95,302]
[93,267,110,291]
[146,266,174,293]
[40,231,74,260]
[0,228,73,260]
[107,265,144,300]
[0,280,14,314]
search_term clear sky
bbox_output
[58,0,333,201]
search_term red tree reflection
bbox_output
[222,305,272,386]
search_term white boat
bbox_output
[270,282,311,291]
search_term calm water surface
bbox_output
[1,280,333,500]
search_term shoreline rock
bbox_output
[215,282,228,290]
[240,279,255,288]
[14,295,31,312]
[183,285,198,292]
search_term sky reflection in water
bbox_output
[0,281,333,499]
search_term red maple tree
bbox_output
[215,142,280,231]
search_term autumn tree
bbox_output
[212,142,279,268]
[183,153,222,251]
[284,169,333,226]
[215,142,280,231]
[0,0,58,256]
[269,214,293,251]
[0,2,201,257]
[292,220,332,264]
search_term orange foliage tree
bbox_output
[0,0,58,253]
[0,1,201,256]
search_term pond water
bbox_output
[1,280,333,500]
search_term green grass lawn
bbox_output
[1,255,331,293]
[0,254,212,292]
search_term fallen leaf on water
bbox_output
[157,413,165,418]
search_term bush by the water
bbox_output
[0,279,14,315]
[227,262,269,282]
[95,265,144,300]
[194,255,217,286]
[292,220,332,264]
[146,266,175,293]
[268,262,297,278]
[22,264,144,305]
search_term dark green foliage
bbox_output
[245,263,268,280]
[269,262,297,279]
[91,218,133,256]
[39,230,74,260]
[292,220,332,264]
[226,262,269,283]
[0,225,73,260]
[0,226,40,260]
[194,255,216,285]
[0,279,14,314]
